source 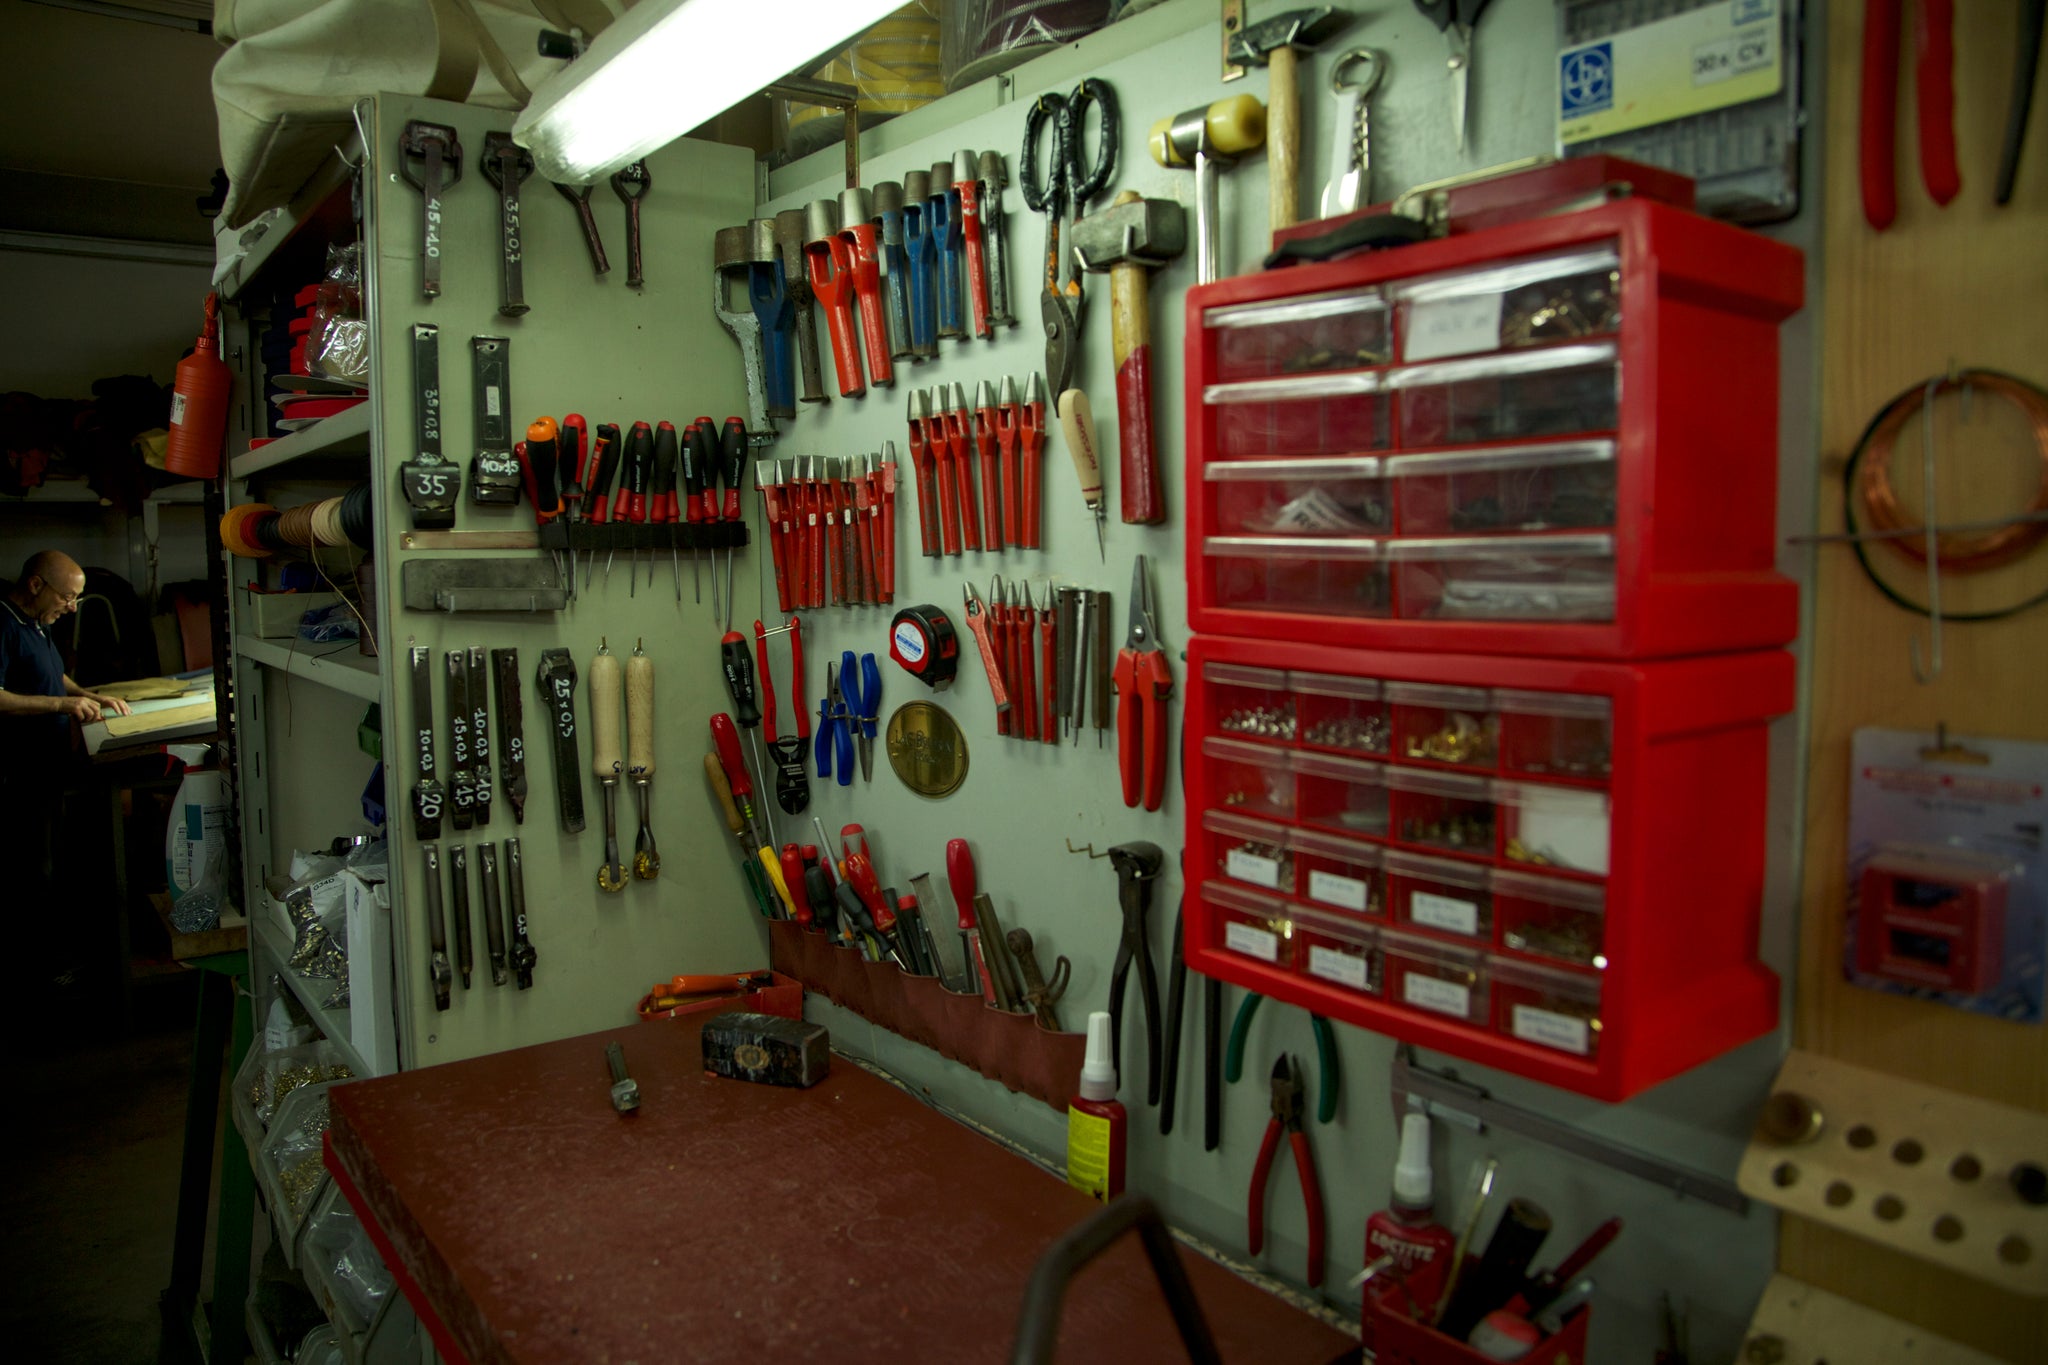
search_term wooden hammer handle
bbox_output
[1269,45,1301,232]
[1111,256,1162,525]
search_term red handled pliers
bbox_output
[1860,0,1961,230]
[1113,554,1172,812]
[1248,1054,1325,1289]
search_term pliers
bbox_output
[1107,840,1164,1103]
[816,661,854,787]
[1859,0,1961,230]
[1248,1054,1326,1288]
[840,649,881,783]
[1225,993,1339,1125]
[1113,553,1173,812]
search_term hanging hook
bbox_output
[1064,838,1109,859]
[1911,375,1945,683]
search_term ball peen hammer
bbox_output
[1228,6,1353,233]
[1073,191,1186,526]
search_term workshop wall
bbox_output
[0,249,212,399]
[1783,2,2048,1358]
[755,1,1821,1359]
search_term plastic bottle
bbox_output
[166,292,230,479]
[1364,1112,1457,1313]
[1066,1011,1125,1201]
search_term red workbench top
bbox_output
[327,1015,1358,1365]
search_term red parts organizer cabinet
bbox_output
[1185,199,1804,659]
[1184,637,1793,1099]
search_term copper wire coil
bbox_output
[1855,370,2048,572]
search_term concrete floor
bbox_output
[0,982,205,1364]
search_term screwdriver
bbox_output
[585,422,621,589]
[719,631,775,846]
[684,420,715,607]
[559,413,587,596]
[781,844,812,927]
[719,417,748,632]
[702,751,777,918]
[651,420,682,601]
[947,838,990,1003]
[710,714,793,913]
[616,421,652,597]
[518,417,564,589]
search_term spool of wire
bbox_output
[219,482,375,558]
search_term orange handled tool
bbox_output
[947,837,993,1004]
[1112,555,1172,812]
[962,581,1010,714]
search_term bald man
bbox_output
[3,551,131,995]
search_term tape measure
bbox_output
[889,605,959,687]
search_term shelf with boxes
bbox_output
[1185,201,1804,660]
[1183,637,1793,1100]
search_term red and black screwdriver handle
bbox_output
[585,423,622,525]
[720,417,748,524]
[651,420,680,525]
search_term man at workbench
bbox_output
[2,550,131,998]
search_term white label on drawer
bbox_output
[1226,849,1283,889]
[1309,946,1371,991]
[1225,921,1281,962]
[1512,1004,1592,1055]
[1406,293,1504,362]
[1309,870,1370,912]
[1403,973,1472,1017]
[1410,891,1479,937]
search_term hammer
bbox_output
[1148,94,1267,284]
[1073,191,1186,526]
[1229,6,1353,233]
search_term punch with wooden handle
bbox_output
[627,641,659,880]
[1056,388,1108,561]
[590,640,626,891]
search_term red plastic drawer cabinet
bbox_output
[1186,636,1792,1099]
[1185,201,1803,658]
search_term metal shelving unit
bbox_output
[234,634,381,704]
[228,402,371,482]
[252,912,372,1080]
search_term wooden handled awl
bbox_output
[1056,388,1108,561]
[589,640,626,891]
[626,641,658,880]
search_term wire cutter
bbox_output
[1249,1054,1325,1287]
[1113,554,1173,812]
[1107,840,1164,1104]
[840,650,881,782]
[1224,992,1339,1125]
[1020,76,1119,398]
[1859,0,1962,230]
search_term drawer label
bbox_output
[1309,870,1371,913]
[1403,973,1472,1018]
[1309,946,1372,991]
[1512,1004,1593,1055]
[1410,890,1479,937]
[1225,921,1280,962]
[1227,849,1283,889]
[1405,294,1503,363]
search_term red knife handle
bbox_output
[1914,0,1960,205]
[1860,0,1903,230]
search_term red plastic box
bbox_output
[1186,636,1791,1100]
[1185,199,1803,659]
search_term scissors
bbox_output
[1413,0,1491,153]
[1019,77,1119,399]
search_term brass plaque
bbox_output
[885,701,968,797]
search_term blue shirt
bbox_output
[0,599,69,766]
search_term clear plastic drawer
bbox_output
[1294,909,1383,996]
[1394,247,1622,363]
[1206,880,1297,969]
[1208,457,1390,537]
[1385,930,1488,1023]
[1387,681,1498,768]
[1288,827,1384,917]
[1203,809,1296,895]
[1494,868,1606,968]
[1494,781,1611,876]
[1203,736,1296,821]
[1390,439,1617,536]
[1491,956,1603,1058]
[1391,342,1619,448]
[1205,536,1392,618]
[1386,849,1493,942]
[1496,689,1613,781]
[1292,751,1390,840]
[1388,767,1497,858]
[1206,372,1392,459]
[1207,288,1392,383]
[1206,662,1296,745]
[1389,534,1616,622]
[1295,671,1390,755]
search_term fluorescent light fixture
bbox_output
[513,0,902,184]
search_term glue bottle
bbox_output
[1364,1112,1457,1311]
[1066,1011,1125,1201]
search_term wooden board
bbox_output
[1789,2,2048,1357]
[1745,1273,2007,1365]
[149,891,249,961]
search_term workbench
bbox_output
[327,1014,1359,1364]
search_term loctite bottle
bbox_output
[1066,1011,1126,1202]
[165,292,230,479]
[1364,1112,1458,1313]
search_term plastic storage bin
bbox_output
[1293,751,1391,839]
[1388,768,1497,859]
[1295,671,1390,754]
[1491,956,1604,1058]
[1206,372,1391,460]
[1388,681,1498,768]
[1203,736,1295,820]
[1495,868,1607,967]
[1288,827,1385,917]
[1390,439,1618,536]
[1204,810,1296,895]
[1384,931,1488,1024]
[1207,288,1391,382]
[1497,689,1613,780]
[1295,910,1383,996]
[1387,849,1494,941]
[1187,199,1804,659]
[1203,536,1391,618]
[1207,881,1297,969]
[1494,781,1611,876]
[1207,456,1389,536]
[1205,663,1296,744]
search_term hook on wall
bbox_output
[1064,838,1109,859]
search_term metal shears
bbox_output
[1112,554,1173,813]
[1019,76,1119,399]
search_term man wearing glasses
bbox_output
[3,551,132,998]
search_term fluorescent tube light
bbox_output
[513,0,902,184]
